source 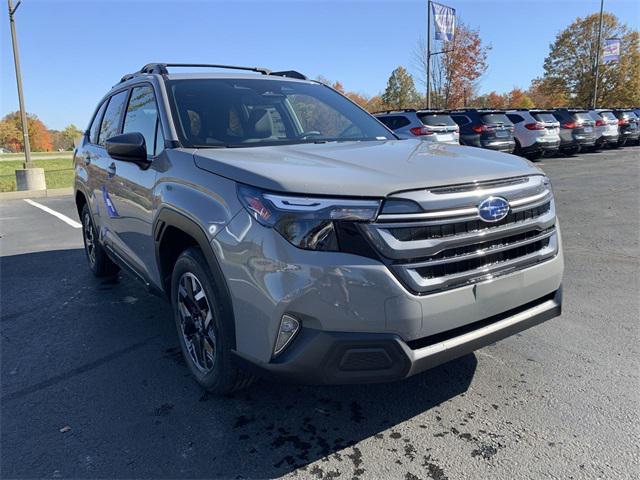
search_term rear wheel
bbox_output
[171,247,253,394]
[81,204,118,277]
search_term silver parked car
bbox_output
[588,109,619,148]
[506,110,561,160]
[374,109,460,144]
[74,63,563,394]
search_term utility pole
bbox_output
[7,0,45,190]
[426,0,432,109]
[592,0,605,109]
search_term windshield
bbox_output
[167,78,394,148]
[417,113,456,126]
[532,112,557,123]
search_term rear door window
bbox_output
[98,90,129,146]
[480,113,512,125]
[532,112,558,123]
[417,113,456,126]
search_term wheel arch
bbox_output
[154,208,238,348]
[75,189,88,218]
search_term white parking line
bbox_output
[23,199,82,229]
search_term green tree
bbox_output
[542,12,640,106]
[61,124,83,149]
[382,67,419,109]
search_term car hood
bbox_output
[193,139,541,197]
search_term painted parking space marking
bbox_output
[23,199,82,229]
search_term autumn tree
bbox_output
[0,112,52,152]
[414,22,490,109]
[472,91,506,109]
[526,77,569,108]
[542,12,640,106]
[506,88,535,109]
[382,67,419,109]
[315,75,388,113]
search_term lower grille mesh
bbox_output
[415,237,551,279]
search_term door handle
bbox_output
[107,162,116,177]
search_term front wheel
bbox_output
[171,247,253,394]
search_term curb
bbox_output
[0,187,74,201]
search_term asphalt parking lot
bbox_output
[1,147,639,480]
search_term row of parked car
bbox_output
[373,107,640,160]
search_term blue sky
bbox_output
[1,0,638,130]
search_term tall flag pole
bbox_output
[426,0,432,108]
[427,1,456,109]
[592,0,605,109]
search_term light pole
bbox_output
[7,0,46,191]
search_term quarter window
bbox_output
[123,85,160,156]
[89,101,107,144]
[98,90,128,146]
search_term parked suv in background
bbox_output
[551,109,596,154]
[374,109,459,144]
[588,109,620,148]
[448,109,515,153]
[74,63,563,394]
[612,109,640,146]
[506,110,560,160]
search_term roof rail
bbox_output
[271,70,307,80]
[119,63,307,83]
[371,108,417,115]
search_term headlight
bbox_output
[237,184,381,251]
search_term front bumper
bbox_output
[214,211,564,383]
[235,287,562,384]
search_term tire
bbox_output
[170,247,253,394]
[526,151,543,161]
[81,203,119,277]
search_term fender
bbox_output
[154,207,238,349]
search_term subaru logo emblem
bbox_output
[478,196,510,222]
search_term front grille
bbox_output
[361,175,559,294]
[389,201,551,241]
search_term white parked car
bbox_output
[506,110,561,160]
[374,109,460,145]
[588,109,619,148]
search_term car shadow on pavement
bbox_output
[1,248,477,479]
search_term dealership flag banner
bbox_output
[432,2,455,41]
[603,38,621,63]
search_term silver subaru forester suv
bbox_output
[74,64,563,393]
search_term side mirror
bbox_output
[106,132,150,165]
